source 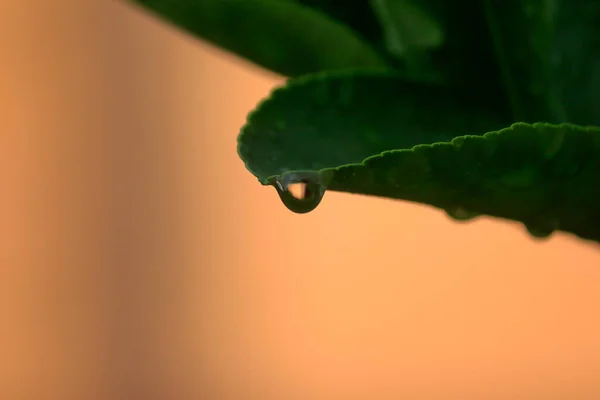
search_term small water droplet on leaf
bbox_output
[272,171,328,214]
[524,217,559,239]
[525,224,555,239]
[445,206,480,221]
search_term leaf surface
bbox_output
[370,0,444,56]
[131,0,389,77]
[484,0,600,124]
[293,0,384,48]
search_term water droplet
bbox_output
[445,206,480,221]
[524,223,555,239]
[524,217,558,239]
[272,171,328,214]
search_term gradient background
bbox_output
[1,1,600,399]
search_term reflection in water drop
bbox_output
[286,183,307,199]
[272,171,328,214]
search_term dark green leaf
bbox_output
[370,0,445,82]
[130,0,389,77]
[484,0,600,125]
[293,0,385,48]
[370,0,444,56]
[238,71,600,243]
[389,0,509,103]
[294,1,504,88]
[296,0,444,56]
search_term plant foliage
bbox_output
[130,0,600,243]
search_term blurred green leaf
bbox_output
[293,0,385,48]
[370,0,444,56]
[370,0,445,82]
[131,0,389,77]
[293,1,500,87]
[393,0,509,101]
[484,0,600,124]
[238,71,600,242]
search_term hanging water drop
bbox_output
[524,224,555,239]
[272,171,328,214]
[523,216,559,239]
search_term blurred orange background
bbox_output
[1,1,599,399]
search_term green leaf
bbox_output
[484,0,600,125]
[293,0,385,48]
[392,0,509,103]
[370,0,444,56]
[238,71,600,243]
[370,0,445,82]
[130,0,389,77]
[292,0,443,58]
